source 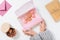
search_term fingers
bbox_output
[23,30,30,34]
[23,19,47,35]
[40,19,46,27]
[23,30,32,35]
[40,19,46,32]
[23,29,36,36]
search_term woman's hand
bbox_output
[40,19,46,32]
[23,29,36,36]
[23,19,46,36]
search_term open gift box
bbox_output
[16,1,42,30]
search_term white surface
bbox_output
[0,0,60,40]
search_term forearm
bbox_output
[39,29,54,40]
[30,29,54,40]
[30,34,41,40]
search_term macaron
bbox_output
[1,23,11,33]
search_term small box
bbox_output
[46,1,60,22]
[16,1,42,30]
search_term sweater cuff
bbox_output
[30,33,41,40]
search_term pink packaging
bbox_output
[16,1,42,30]
[0,0,11,16]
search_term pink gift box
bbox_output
[16,1,42,30]
[0,0,11,16]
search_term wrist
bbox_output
[31,32,36,36]
[40,29,46,32]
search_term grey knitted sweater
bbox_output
[30,30,54,40]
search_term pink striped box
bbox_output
[16,1,42,30]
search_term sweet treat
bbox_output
[1,23,16,37]
[6,28,16,37]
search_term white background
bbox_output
[0,0,60,40]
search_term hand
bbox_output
[40,19,46,32]
[23,29,36,36]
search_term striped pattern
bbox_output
[30,30,54,40]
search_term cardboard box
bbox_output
[46,1,60,22]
